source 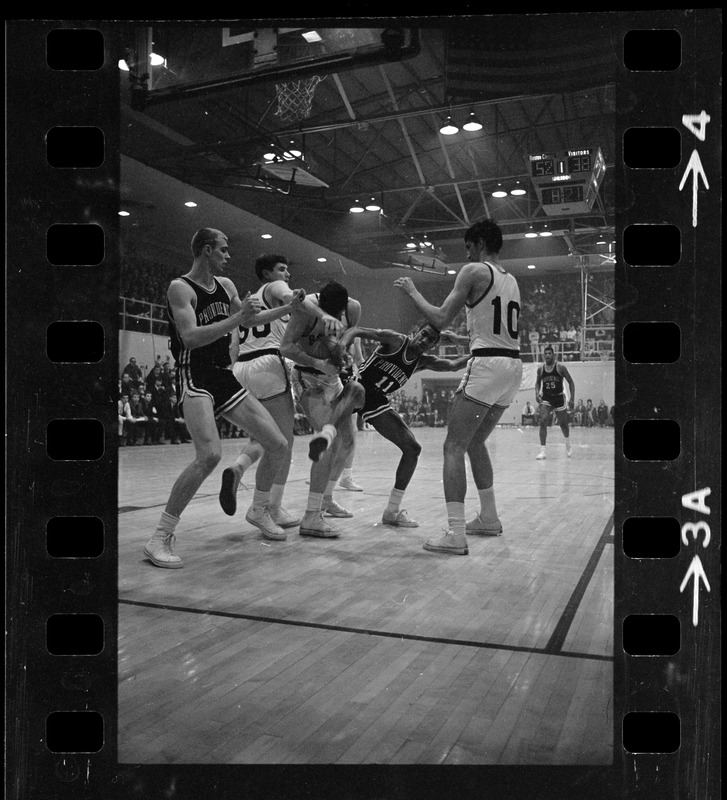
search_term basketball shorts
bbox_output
[457,355,523,409]
[540,394,567,413]
[292,367,343,430]
[357,382,394,422]
[176,365,249,419]
[233,352,292,401]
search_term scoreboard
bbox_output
[529,148,606,216]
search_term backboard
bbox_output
[122,25,419,109]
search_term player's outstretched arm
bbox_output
[339,326,404,351]
[415,353,470,372]
[439,329,469,345]
[394,269,472,331]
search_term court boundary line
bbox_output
[544,511,614,655]
[118,597,612,663]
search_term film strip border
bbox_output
[616,14,721,800]
[5,14,721,800]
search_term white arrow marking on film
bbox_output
[679,555,710,626]
[678,149,709,228]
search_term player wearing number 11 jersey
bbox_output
[395,218,523,555]
[339,322,469,529]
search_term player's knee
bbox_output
[443,437,466,458]
[407,439,422,459]
[347,381,365,407]
[198,448,222,473]
[268,431,288,457]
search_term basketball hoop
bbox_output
[274,76,324,123]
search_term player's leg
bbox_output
[465,404,508,535]
[297,386,341,538]
[261,391,300,526]
[537,403,551,459]
[308,379,365,463]
[222,395,289,540]
[144,395,221,568]
[423,393,485,555]
[337,435,363,491]
[368,409,422,528]
[556,406,572,456]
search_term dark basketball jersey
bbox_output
[168,276,233,371]
[540,363,565,402]
[359,337,420,395]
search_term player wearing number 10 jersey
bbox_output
[395,218,523,556]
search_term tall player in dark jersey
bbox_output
[535,345,576,459]
[340,322,469,528]
[143,228,305,569]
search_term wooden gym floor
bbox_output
[118,423,614,765]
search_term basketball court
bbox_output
[119,424,613,764]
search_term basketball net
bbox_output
[274,75,323,123]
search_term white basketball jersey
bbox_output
[465,262,521,351]
[237,281,289,355]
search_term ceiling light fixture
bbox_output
[527,264,536,269]
[118,210,130,217]
[539,229,552,237]
[349,200,364,213]
[184,201,197,208]
[263,151,276,161]
[302,30,323,43]
[462,111,483,132]
[510,181,527,196]
[439,115,459,135]
[447,269,457,275]
[365,197,381,211]
[525,225,538,238]
[492,184,507,198]
[118,59,129,71]
[149,52,166,67]
[317,257,327,262]
[405,242,417,249]
[261,234,272,239]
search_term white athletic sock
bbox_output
[477,486,500,524]
[269,483,285,509]
[319,424,336,442]
[386,488,405,514]
[324,480,337,498]
[306,491,323,514]
[251,488,270,510]
[234,453,253,473]
[446,501,466,537]
[341,467,353,480]
[153,511,179,539]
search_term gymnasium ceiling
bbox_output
[117,17,620,287]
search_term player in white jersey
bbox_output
[280,281,366,538]
[219,254,343,537]
[395,219,523,555]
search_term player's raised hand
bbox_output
[394,276,416,295]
